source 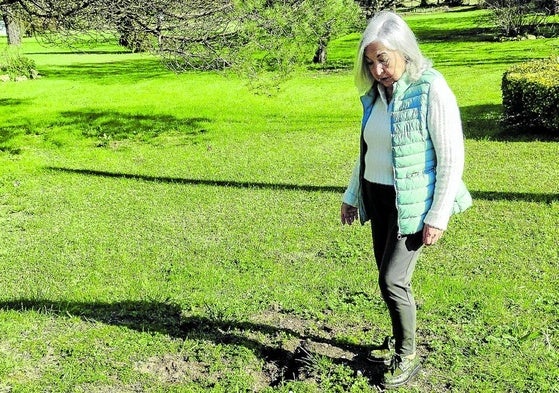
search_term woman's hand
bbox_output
[341,203,358,225]
[423,224,444,245]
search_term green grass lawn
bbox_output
[1,8,558,392]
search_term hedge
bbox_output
[501,57,559,134]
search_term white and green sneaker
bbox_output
[382,353,421,389]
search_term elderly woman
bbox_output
[340,11,472,388]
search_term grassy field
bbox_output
[1,8,559,392]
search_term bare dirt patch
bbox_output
[137,308,431,390]
[135,354,208,384]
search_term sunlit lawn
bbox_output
[0,8,558,392]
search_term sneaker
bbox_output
[367,336,395,365]
[382,354,421,389]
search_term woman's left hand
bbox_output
[423,224,444,246]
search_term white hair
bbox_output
[354,10,432,94]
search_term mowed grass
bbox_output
[1,9,558,392]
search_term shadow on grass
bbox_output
[45,167,346,194]
[0,98,28,106]
[46,166,559,203]
[462,104,503,140]
[470,191,558,204]
[434,55,538,68]
[415,26,495,43]
[0,110,211,148]
[41,58,172,83]
[58,110,211,140]
[406,7,496,43]
[0,123,32,153]
[461,104,559,142]
[0,299,383,387]
[0,126,21,145]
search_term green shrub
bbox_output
[501,57,559,133]
[0,47,39,80]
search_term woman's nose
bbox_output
[371,63,383,78]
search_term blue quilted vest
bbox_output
[358,69,472,235]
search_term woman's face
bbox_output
[364,42,406,88]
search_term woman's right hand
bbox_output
[341,203,358,225]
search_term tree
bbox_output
[0,0,106,46]
[483,0,554,37]
[310,0,362,64]
[355,0,398,19]
[544,0,559,14]
[1,3,23,45]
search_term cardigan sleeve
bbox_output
[342,158,360,207]
[424,76,465,230]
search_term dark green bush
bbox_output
[501,57,559,133]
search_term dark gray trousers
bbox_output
[362,180,423,356]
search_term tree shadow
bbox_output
[41,58,172,83]
[45,166,347,194]
[434,54,539,68]
[58,110,211,141]
[0,299,384,387]
[415,26,495,43]
[0,123,32,154]
[46,166,558,203]
[0,126,23,145]
[0,98,28,106]
[461,104,559,142]
[407,7,495,43]
[470,190,558,204]
[461,103,503,140]
[0,110,211,148]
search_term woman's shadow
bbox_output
[0,298,386,386]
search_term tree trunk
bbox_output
[313,43,327,64]
[2,12,22,46]
[313,26,331,65]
